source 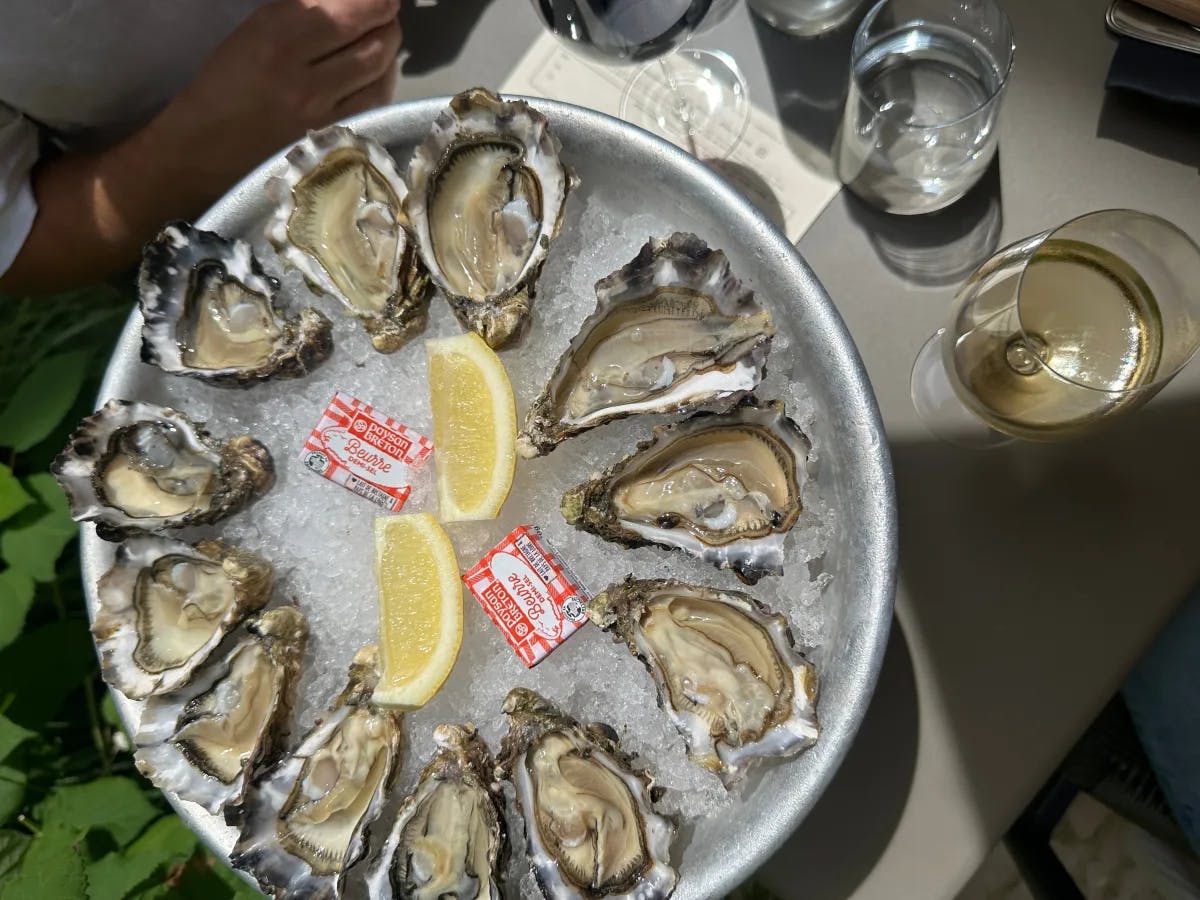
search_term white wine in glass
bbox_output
[913,210,1200,443]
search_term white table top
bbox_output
[392,0,1200,896]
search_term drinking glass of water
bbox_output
[910,210,1200,446]
[835,0,1015,214]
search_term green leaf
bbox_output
[0,764,26,824]
[0,465,33,523]
[100,693,121,729]
[0,715,34,762]
[2,820,87,900]
[85,815,198,900]
[0,828,31,891]
[0,618,94,727]
[0,568,34,650]
[36,777,159,850]
[0,349,91,452]
[0,473,77,583]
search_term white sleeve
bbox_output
[0,103,40,278]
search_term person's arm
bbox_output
[0,0,403,296]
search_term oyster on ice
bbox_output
[139,221,333,385]
[562,401,810,583]
[52,400,274,541]
[589,578,819,786]
[362,723,507,900]
[496,688,677,900]
[133,605,308,818]
[518,233,775,457]
[266,125,431,352]
[405,88,575,348]
[94,535,274,699]
[231,645,404,898]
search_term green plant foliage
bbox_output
[1,472,78,582]
[0,568,35,649]
[0,349,91,452]
[0,465,33,522]
[0,284,253,898]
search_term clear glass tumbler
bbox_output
[834,0,1015,215]
[911,210,1200,445]
[748,0,863,37]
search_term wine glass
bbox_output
[911,209,1200,446]
[529,0,751,159]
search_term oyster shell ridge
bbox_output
[404,87,576,349]
[93,535,275,699]
[518,232,774,457]
[138,220,334,386]
[132,604,308,819]
[561,398,810,584]
[51,400,275,542]
[265,125,433,354]
[496,688,678,900]
[230,645,404,898]
[360,722,508,900]
[588,576,819,786]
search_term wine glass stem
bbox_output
[658,55,698,157]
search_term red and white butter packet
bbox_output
[463,525,590,667]
[299,392,433,512]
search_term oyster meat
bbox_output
[562,401,810,583]
[496,688,677,900]
[518,233,774,457]
[362,723,507,900]
[94,535,274,699]
[134,605,308,819]
[139,221,333,385]
[231,645,404,898]
[266,125,431,352]
[52,400,274,541]
[406,87,575,348]
[589,578,818,785]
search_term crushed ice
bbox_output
[133,185,837,879]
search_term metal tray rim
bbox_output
[85,95,897,899]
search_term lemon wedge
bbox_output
[426,332,517,522]
[373,512,463,709]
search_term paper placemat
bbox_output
[500,32,839,242]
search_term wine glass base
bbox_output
[911,330,1013,448]
[618,49,751,161]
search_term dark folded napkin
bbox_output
[1106,36,1200,108]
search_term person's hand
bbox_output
[0,0,403,295]
[152,0,404,191]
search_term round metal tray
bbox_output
[85,97,897,899]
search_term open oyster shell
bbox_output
[405,87,575,348]
[133,605,308,819]
[52,400,274,542]
[266,125,432,353]
[562,400,810,584]
[139,221,333,386]
[94,535,274,699]
[589,578,819,786]
[362,723,507,900]
[231,645,404,898]
[518,233,774,457]
[496,688,677,900]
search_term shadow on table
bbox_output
[754,619,920,899]
[843,155,1005,288]
[890,391,1200,845]
[703,158,790,236]
[1096,90,1200,171]
[400,0,498,76]
[748,4,869,176]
